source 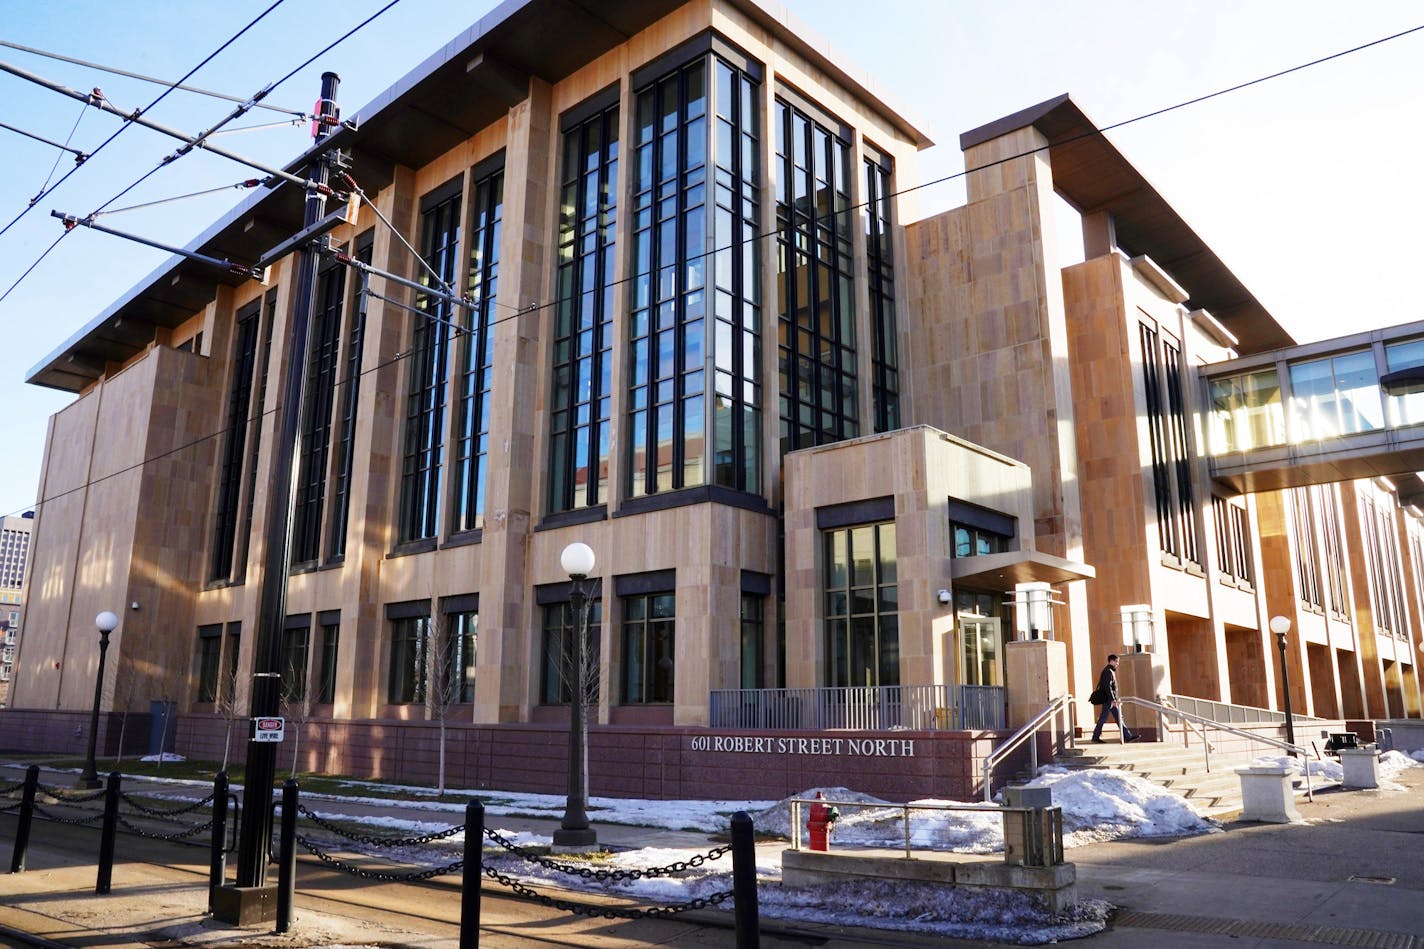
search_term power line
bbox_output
[4,17,1421,520]
[0,0,289,242]
[0,38,308,117]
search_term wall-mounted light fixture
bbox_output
[1120,604,1154,653]
[937,589,952,605]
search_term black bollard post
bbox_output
[9,764,40,873]
[460,800,484,949]
[276,780,298,933]
[731,811,760,949]
[96,771,121,894]
[208,770,229,913]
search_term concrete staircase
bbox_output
[1056,738,1263,819]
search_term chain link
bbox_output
[116,813,216,842]
[483,826,731,882]
[294,832,463,882]
[0,779,24,795]
[0,800,21,813]
[295,804,465,847]
[481,864,733,920]
[36,784,106,804]
[119,790,216,817]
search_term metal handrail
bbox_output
[1122,695,1315,801]
[789,797,1026,859]
[981,694,1076,802]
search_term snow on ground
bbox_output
[1252,747,1421,791]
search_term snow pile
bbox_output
[1018,766,1218,845]
[1411,747,1424,764]
[1252,749,1420,790]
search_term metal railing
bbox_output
[1123,696,1316,801]
[980,694,1076,802]
[788,796,1009,859]
[708,684,1006,731]
[1165,694,1324,726]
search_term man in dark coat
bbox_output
[1091,654,1138,743]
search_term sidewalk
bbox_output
[2,759,1422,947]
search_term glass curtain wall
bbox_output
[823,522,898,687]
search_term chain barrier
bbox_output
[483,826,732,883]
[116,812,217,842]
[119,790,216,818]
[293,831,464,882]
[0,779,24,795]
[0,799,21,813]
[294,803,465,847]
[35,783,106,804]
[33,803,105,825]
[481,864,733,920]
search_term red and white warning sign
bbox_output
[253,717,285,742]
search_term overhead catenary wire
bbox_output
[0,0,290,243]
[96,179,266,218]
[2,16,1422,520]
[0,38,308,117]
[31,98,92,200]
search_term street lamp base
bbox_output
[551,827,599,851]
[75,774,103,790]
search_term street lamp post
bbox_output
[1269,615,1297,752]
[554,541,597,849]
[78,610,120,789]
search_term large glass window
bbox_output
[440,609,479,704]
[1385,337,1424,428]
[1212,496,1254,588]
[623,593,675,703]
[1140,324,1199,564]
[541,599,603,704]
[628,54,761,497]
[1289,487,1324,612]
[1288,350,1382,441]
[864,149,899,433]
[388,615,430,704]
[776,97,857,455]
[398,184,462,542]
[292,261,347,565]
[823,522,898,687]
[549,104,618,513]
[327,236,372,558]
[210,300,261,582]
[1207,368,1284,454]
[453,167,503,534]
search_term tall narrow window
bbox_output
[740,593,764,689]
[398,182,462,542]
[195,624,223,702]
[823,522,898,687]
[864,148,899,432]
[627,54,761,497]
[315,619,339,704]
[210,300,260,581]
[1163,340,1199,564]
[327,234,373,558]
[1140,322,1177,557]
[541,599,603,704]
[1289,487,1323,611]
[445,610,479,703]
[549,103,617,513]
[223,622,241,705]
[237,291,278,579]
[453,166,503,533]
[777,96,857,454]
[622,593,675,703]
[1318,486,1348,619]
[388,614,430,704]
[291,261,346,564]
[280,616,310,701]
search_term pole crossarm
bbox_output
[50,210,263,279]
[327,245,479,311]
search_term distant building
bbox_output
[0,511,33,705]
[4,0,1420,799]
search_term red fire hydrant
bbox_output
[807,791,837,851]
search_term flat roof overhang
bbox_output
[950,550,1095,590]
[961,94,1293,355]
[29,0,933,394]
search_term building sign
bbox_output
[688,735,916,757]
[253,717,285,742]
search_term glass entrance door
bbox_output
[958,616,1002,687]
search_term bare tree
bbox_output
[151,636,191,773]
[111,653,143,765]
[214,658,244,772]
[426,609,472,797]
[280,652,312,780]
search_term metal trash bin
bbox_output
[1001,786,1063,867]
[1324,731,1358,757]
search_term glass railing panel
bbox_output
[1208,369,1285,454]
[1384,337,1424,427]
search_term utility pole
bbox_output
[217,71,341,921]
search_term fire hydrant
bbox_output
[807,791,838,851]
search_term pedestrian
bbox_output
[1090,653,1138,743]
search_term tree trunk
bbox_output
[437,718,447,795]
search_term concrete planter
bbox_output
[1339,746,1381,789]
[1235,765,1301,823]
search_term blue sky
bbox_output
[1,0,1421,517]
